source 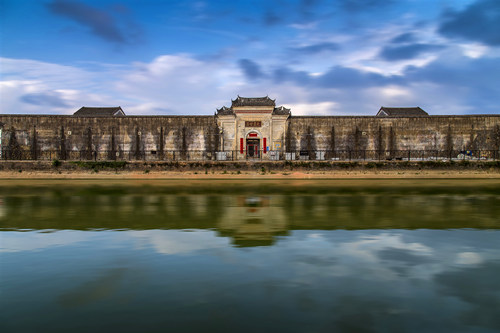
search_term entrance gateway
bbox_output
[246,132,260,158]
[215,96,291,160]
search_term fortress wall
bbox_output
[0,115,216,160]
[289,115,500,154]
[1,114,499,160]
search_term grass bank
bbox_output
[1,178,500,196]
[1,159,500,173]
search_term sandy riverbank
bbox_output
[2,160,500,180]
[1,169,500,179]
[2,171,500,195]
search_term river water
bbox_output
[1,188,500,332]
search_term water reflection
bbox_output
[1,192,500,332]
[2,193,499,235]
[219,196,287,246]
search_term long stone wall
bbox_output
[1,114,499,160]
[288,115,500,159]
[0,115,217,160]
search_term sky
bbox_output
[1,0,499,116]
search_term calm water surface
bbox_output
[1,189,500,332]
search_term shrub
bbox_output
[365,162,377,169]
[70,161,127,170]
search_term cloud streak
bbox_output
[390,33,417,44]
[340,0,396,12]
[290,42,340,55]
[439,0,500,46]
[379,44,444,61]
[46,0,140,44]
[238,59,266,80]
[20,92,70,107]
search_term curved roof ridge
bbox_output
[231,96,276,107]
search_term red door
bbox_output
[246,139,260,158]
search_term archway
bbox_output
[246,132,260,158]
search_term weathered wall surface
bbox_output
[287,115,500,159]
[1,114,499,160]
[0,115,217,160]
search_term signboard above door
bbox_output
[245,121,261,127]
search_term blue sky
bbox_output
[1,0,499,115]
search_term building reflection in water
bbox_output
[1,193,500,247]
[217,196,288,247]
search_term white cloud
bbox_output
[114,54,245,114]
[460,43,489,59]
[1,44,498,116]
[0,230,97,252]
[289,22,318,30]
[130,230,229,255]
[364,85,414,108]
[378,85,413,99]
[270,232,440,283]
[291,102,340,115]
[0,55,245,115]
[455,251,483,265]
[0,58,117,114]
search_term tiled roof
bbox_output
[216,106,234,115]
[231,96,276,107]
[73,107,125,116]
[272,106,291,115]
[377,107,428,117]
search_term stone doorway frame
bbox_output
[246,131,261,158]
